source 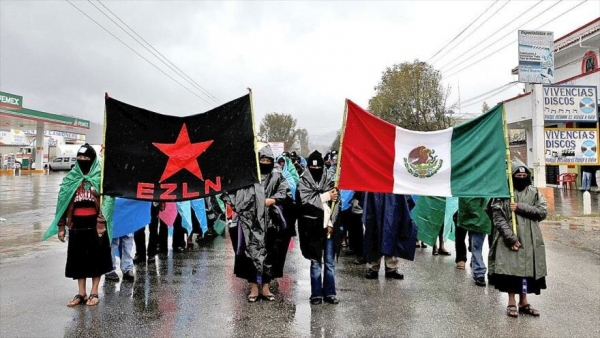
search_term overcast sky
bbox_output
[1,0,598,145]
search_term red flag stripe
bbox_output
[338,100,396,193]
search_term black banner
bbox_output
[103,95,258,201]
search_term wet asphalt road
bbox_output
[0,174,599,338]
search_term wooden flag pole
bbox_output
[333,99,349,188]
[329,99,349,222]
[502,104,518,236]
[247,88,261,183]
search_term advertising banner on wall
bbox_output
[267,142,285,157]
[518,30,554,84]
[545,128,598,165]
[543,85,598,122]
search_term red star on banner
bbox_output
[153,124,213,183]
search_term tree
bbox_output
[482,101,490,113]
[368,60,453,131]
[330,129,341,151]
[296,128,310,157]
[258,112,303,152]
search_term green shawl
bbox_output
[43,159,114,240]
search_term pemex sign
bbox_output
[0,91,23,110]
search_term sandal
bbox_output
[506,305,518,318]
[86,294,99,306]
[67,294,87,307]
[519,304,540,317]
[432,248,439,255]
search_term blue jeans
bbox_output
[111,233,134,273]
[582,172,592,191]
[470,232,487,279]
[310,238,336,299]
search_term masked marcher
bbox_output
[257,143,294,300]
[362,193,417,280]
[51,144,112,306]
[296,150,341,305]
[488,160,547,318]
[223,180,268,302]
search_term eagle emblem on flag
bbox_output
[403,146,443,178]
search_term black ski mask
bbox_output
[76,144,97,174]
[259,161,274,175]
[307,151,324,183]
[512,167,531,191]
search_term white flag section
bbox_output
[393,128,453,196]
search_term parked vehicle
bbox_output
[48,157,77,171]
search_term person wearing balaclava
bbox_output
[230,143,293,301]
[51,143,112,307]
[296,150,341,305]
[488,159,547,318]
[252,143,294,301]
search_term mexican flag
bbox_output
[338,100,509,198]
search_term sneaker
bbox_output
[385,270,405,280]
[365,269,379,279]
[324,296,339,304]
[123,270,135,281]
[105,271,119,282]
[456,261,466,270]
[310,297,322,305]
[474,277,486,287]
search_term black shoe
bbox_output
[123,270,135,281]
[385,270,405,280]
[365,269,379,279]
[133,254,145,264]
[105,271,120,282]
[324,296,339,304]
[205,228,218,237]
[353,257,366,265]
[147,255,156,263]
[173,246,185,253]
[310,297,322,305]
[475,277,486,287]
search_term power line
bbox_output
[439,0,545,72]
[65,0,214,105]
[459,83,520,110]
[94,0,222,105]
[442,0,560,74]
[435,0,513,66]
[444,0,588,79]
[86,0,220,106]
[427,0,499,64]
[454,81,518,107]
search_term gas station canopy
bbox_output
[0,91,90,132]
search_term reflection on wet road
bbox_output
[1,174,599,337]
